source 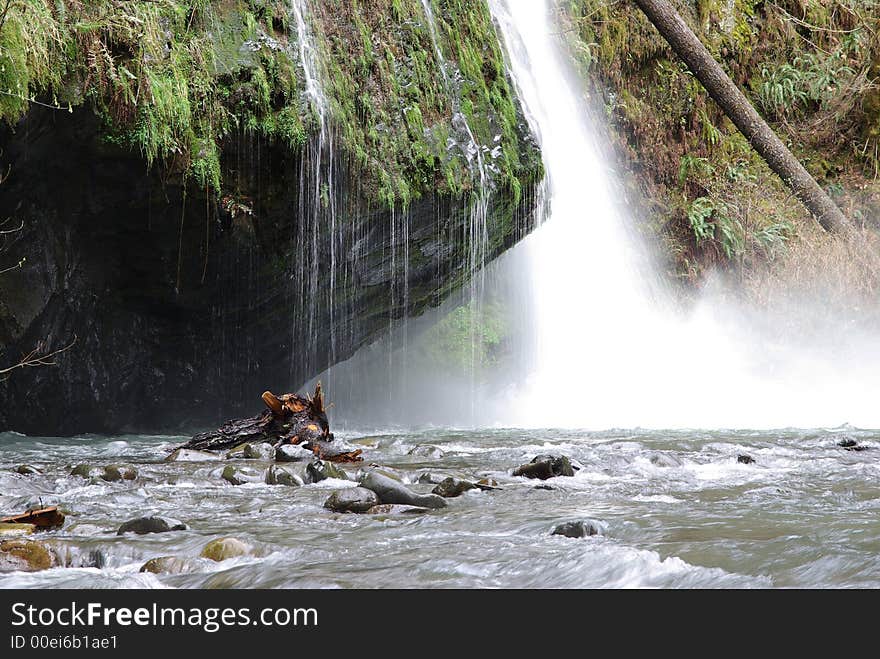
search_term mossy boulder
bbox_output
[200,537,251,562]
[0,539,55,572]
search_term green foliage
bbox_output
[0,0,540,206]
[421,300,508,375]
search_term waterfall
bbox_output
[289,0,342,384]
[487,0,880,429]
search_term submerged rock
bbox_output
[70,464,98,479]
[0,523,36,537]
[360,471,447,509]
[244,442,275,460]
[366,504,429,516]
[649,453,682,468]
[838,439,869,452]
[117,517,187,535]
[408,445,445,459]
[140,556,195,575]
[307,460,349,483]
[0,539,55,572]
[477,477,499,488]
[551,520,601,539]
[417,472,445,485]
[221,465,265,485]
[265,465,304,487]
[323,487,379,513]
[275,444,314,462]
[432,477,477,498]
[737,454,756,464]
[512,455,576,480]
[201,537,251,562]
[13,465,41,476]
[100,465,138,482]
[164,448,222,463]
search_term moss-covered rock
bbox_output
[0,539,55,572]
[200,537,251,562]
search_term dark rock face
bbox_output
[0,107,540,435]
[513,455,576,480]
[116,517,187,535]
[551,520,601,539]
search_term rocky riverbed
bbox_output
[1,426,879,588]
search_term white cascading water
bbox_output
[488,0,880,429]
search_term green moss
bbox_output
[0,0,540,208]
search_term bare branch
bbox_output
[0,335,78,378]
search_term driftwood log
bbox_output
[179,383,362,463]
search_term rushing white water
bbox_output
[486,0,880,430]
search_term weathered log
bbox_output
[1,506,65,530]
[633,0,848,233]
[177,383,354,459]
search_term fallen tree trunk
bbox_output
[1,506,65,529]
[633,0,848,233]
[178,383,362,462]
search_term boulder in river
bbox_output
[307,460,349,483]
[164,448,222,463]
[838,439,869,452]
[201,537,251,562]
[551,520,602,539]
[737,454,756,464]
[221,465,265,486]
[512,455,576,480]
[100,465,138,482]
[265,465,304,487]
[140,556,195,575]
[323,487,380,513]
[117,516,187,535]
[432,477,477,498]
[13,465,41,476]
[359,471,447,509]
[408,444,446,459]
[0,539,56,572]
[275,444,314,462]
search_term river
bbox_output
[2,426,879,588]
